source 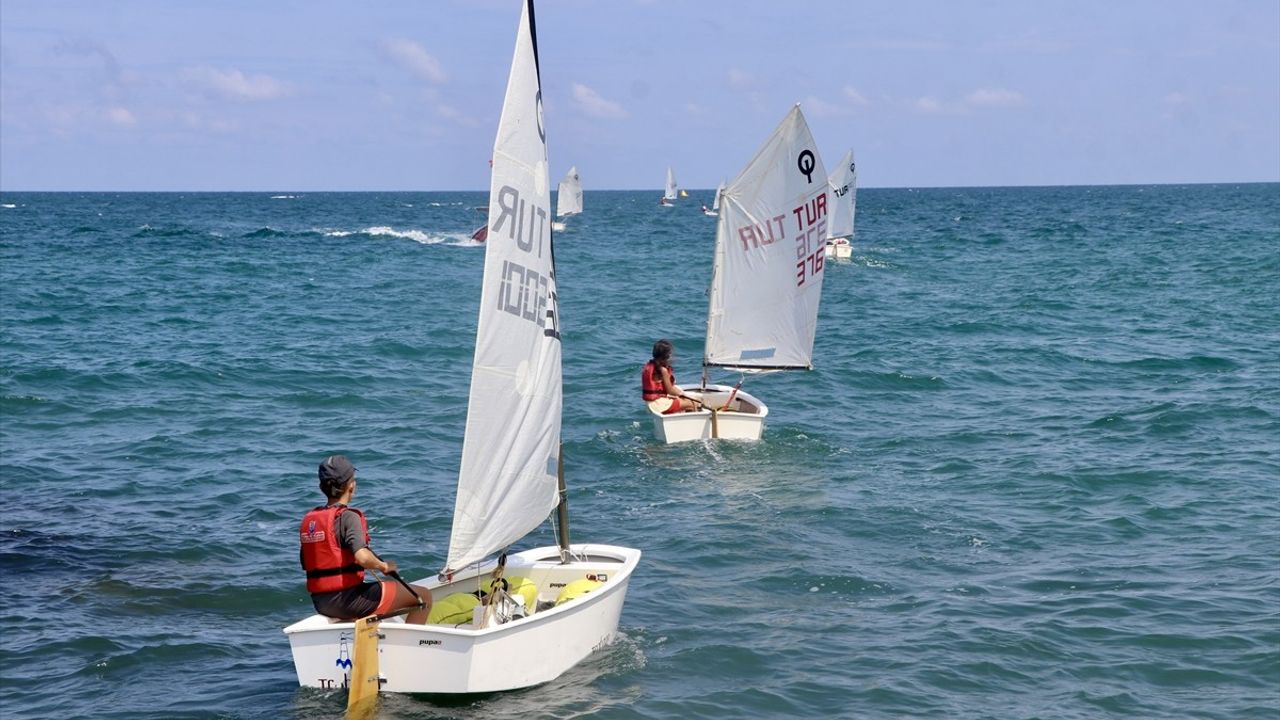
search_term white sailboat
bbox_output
[551,165,582,232]
[702,180,725,217]
[659,166,677,206]
[824,149,856,260]
[650,105,828,443]
[285,0,640,695]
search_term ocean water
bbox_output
[1,184,1277,719]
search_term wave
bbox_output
[1,203,16,209]
[240,227,291,238]
[269,195,299,199]
[322,225,479,246]
[131,224,197,238]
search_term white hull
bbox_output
[702,211,718,217]
[825,237,852,259]
[551,221,566,232]
[284,544,640,694]
[649,384,768,443]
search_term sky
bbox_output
[1,0,1278,191]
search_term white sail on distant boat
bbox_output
[824,149,856,260]
[286,0,640,697]
[650,105,828,443]
[660,166,677,206]
[703,179,725,216]
[552,165,582,231]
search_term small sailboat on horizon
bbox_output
[649,105,829,443]
[659,166,678,206]
[825,149,856,259]
[552,165,582,232]
[702,179,725,216]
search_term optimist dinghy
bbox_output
[285,0,640,697]
[824,149,856,260]
[650,105,829,443]
[551,165,581,232]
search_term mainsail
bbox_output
[827,149,856,240]
[663,167,678,201]
[447,0,561,573]
[704,105,828,372]
[556,166,582,218]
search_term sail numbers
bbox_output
[492,184,560,340]
[793,192,827,286]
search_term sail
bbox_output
[447,0,561,573]
[704,105,828,371]
[712,180,725,211]
[663,167,678,201]
[556,166,582,218]
[826,149,856,240]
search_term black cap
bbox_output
[318,455,356,487]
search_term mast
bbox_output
[555,444,571,562]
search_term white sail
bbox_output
[663,167,678,201]
[826,149,856,240]
[704,105,828,371]
[712,180,725,211]
[448,0,561,573]
[556,166,582,218]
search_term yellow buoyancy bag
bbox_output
[427,592,480,626]
[499,576,539,613]
[555,578,604,606]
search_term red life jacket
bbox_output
[299,505,368,593]
[641,360,673,401]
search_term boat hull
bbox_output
[283,544,640,694]
[649,384,768,443]
[825,237,852,259]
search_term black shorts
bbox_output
[311,580,392,620]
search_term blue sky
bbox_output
[2,0,1277,191]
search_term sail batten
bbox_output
[703,105,828,372]
[447,0,561,573]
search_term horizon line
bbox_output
[2,180,1278,194]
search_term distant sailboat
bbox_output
[286,0,640,697]
[552,166,582,232]
[824,149,856,260]
[649,105,828,443]
[702,180,725,216]
[660,167,677,206]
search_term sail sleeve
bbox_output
[704,105,828,371]
[826,149,856,240]
[447,0,561,573]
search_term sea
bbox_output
[1,184,1277,719]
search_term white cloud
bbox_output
[572,83,627,119]
[382,39,447,84]
[803,95,850,119]
[187,67,288,101]
[1164,91,1192,105]
[105,106,137,127]
[965,87,1025,108]
[914,96,943,114]
[436,104,481,127]
[728,68,755,91]
[843,86,869,107]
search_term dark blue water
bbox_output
[2,185,1278,719]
